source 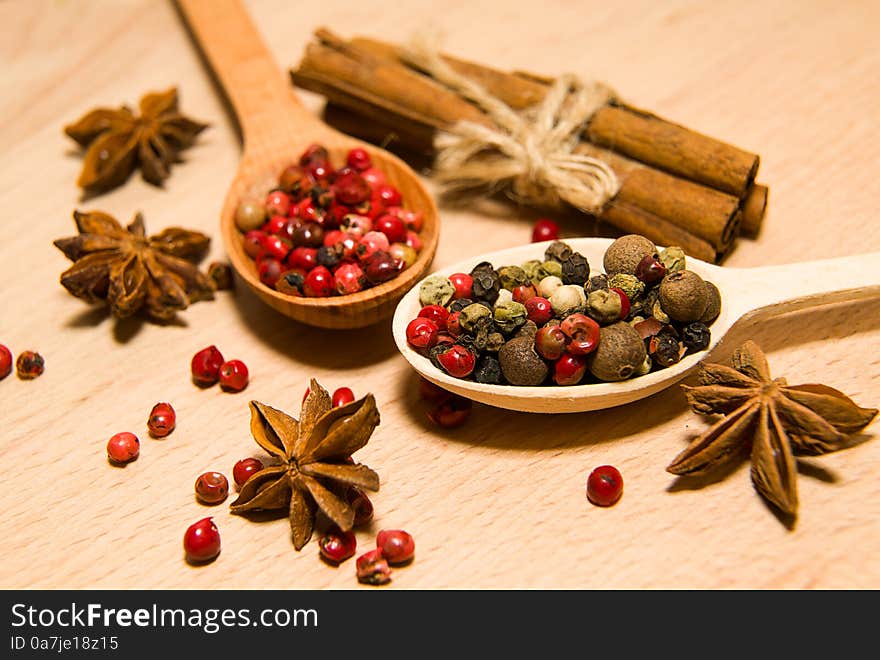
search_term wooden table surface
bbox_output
[2,0,878,590]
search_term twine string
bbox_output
[402,41,620,214]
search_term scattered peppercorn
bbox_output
[232,457,263,487]
[183,517,221,563]
[0,344,12,380]
[107,431,140,465]
[195,471,230,505]
[208,262,234,290]
[587,465,624,506]
[531,218,560,243]
[147,402,176,438]
[15,351,44,379]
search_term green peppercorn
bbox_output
[544,240,573,263]
[472,316,498,351]
[587,288,622,325]
[659,246,686,273]
[561,252,590,286]
[497,265,530,291]
[494,300,528,334]
[607,273,645,302]
[459,303,492,332]
[603,234,657,276]
[658,270,709,322]
[485,332,506,352]
[537,260,563,281]
[521,260,543,285]
[419,276,455,307]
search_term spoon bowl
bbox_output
[393,238,880,413]
[178,0,438,328]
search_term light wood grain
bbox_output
[0,0,878,590]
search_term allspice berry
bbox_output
[658,270,709,322]
[588,322,647,382]
[498,336,549,386]
[700,281,722,324]
[603,235,657,276]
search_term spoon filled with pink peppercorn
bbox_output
[177,0,438,329]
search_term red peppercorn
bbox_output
[356,548,392,585]
[610,287,631,319]
[419,377,453,404]
[333,170,371,205]
[406,317,439,350]
[332,387,355,407]
[553,354,588,386]
[194,471,229,505]
[233,457,263,487]
[436,345,476,378]
[286,246,318,271]
[15,351,44,379]
[560,313,601,356]
[147,402,176,438]
[376,529,415,565]
[373,214,407,243]
[299,143,329,166]
[278,163,312,196]
[512,284,537,304]
[341,214,372,237]
[261,235,292,261]
[346,147,372,172]
[531,218,560,242]
[524,296,553,326]
[445,311,463,337]
[361,167,387,188]
[357,231,390,259]
[257,255,283,287]
[191,345,224,387]
[265,190,290,217]
[242,230,267,259]
[323,229,347,248]
[635,254,667,284]
[218,359,249,392]
[361,251,404,284]
[448,273,473,299]
[418,304,449,331]
[404,230,423,252]
[319,529,358,564]
[534,325,567,360]
[427,395,472,428]
[303,265,335,297]
[307,160,333,182]
[334,262,365,295]
[0,344,11,380]
[263,214,288,235]
[183,517,221,563]
[375,183,402,207]
[107,431,140,464]
[347,486,375,526]
[587,465,624,506]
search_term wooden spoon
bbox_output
[393,238,880,413]
[176,0,438,329]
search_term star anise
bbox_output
[64,88,208,193]
[54,210,214,321]
[668,340,877,516]
[231,380,381,550]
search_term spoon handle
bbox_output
[176,0,324,152]
[722,251,880,322]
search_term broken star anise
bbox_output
[54,210,214,321]
[230,380,381,550]
[64,88,208,193]
[668,340,877,517]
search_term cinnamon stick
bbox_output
[292,31,742,253]
[349,36,760,196]
[322,102,717,262]
[741,184,768,237]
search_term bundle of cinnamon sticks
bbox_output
[291,29,768,263]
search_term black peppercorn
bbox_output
[316,245,340,269]
[544,240,573,263]
[472,316,498,351]
[648,333,682,368]
[471,269,501,305]
[561,252,590,286]
[449,298,474,313]
[585,274,608,294]
[682,322,711,351]
[454,334,481,357]
[474,355,504,384]
[275,271,304,295]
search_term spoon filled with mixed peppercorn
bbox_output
[177,0,438,328]
[393,235,880,413]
